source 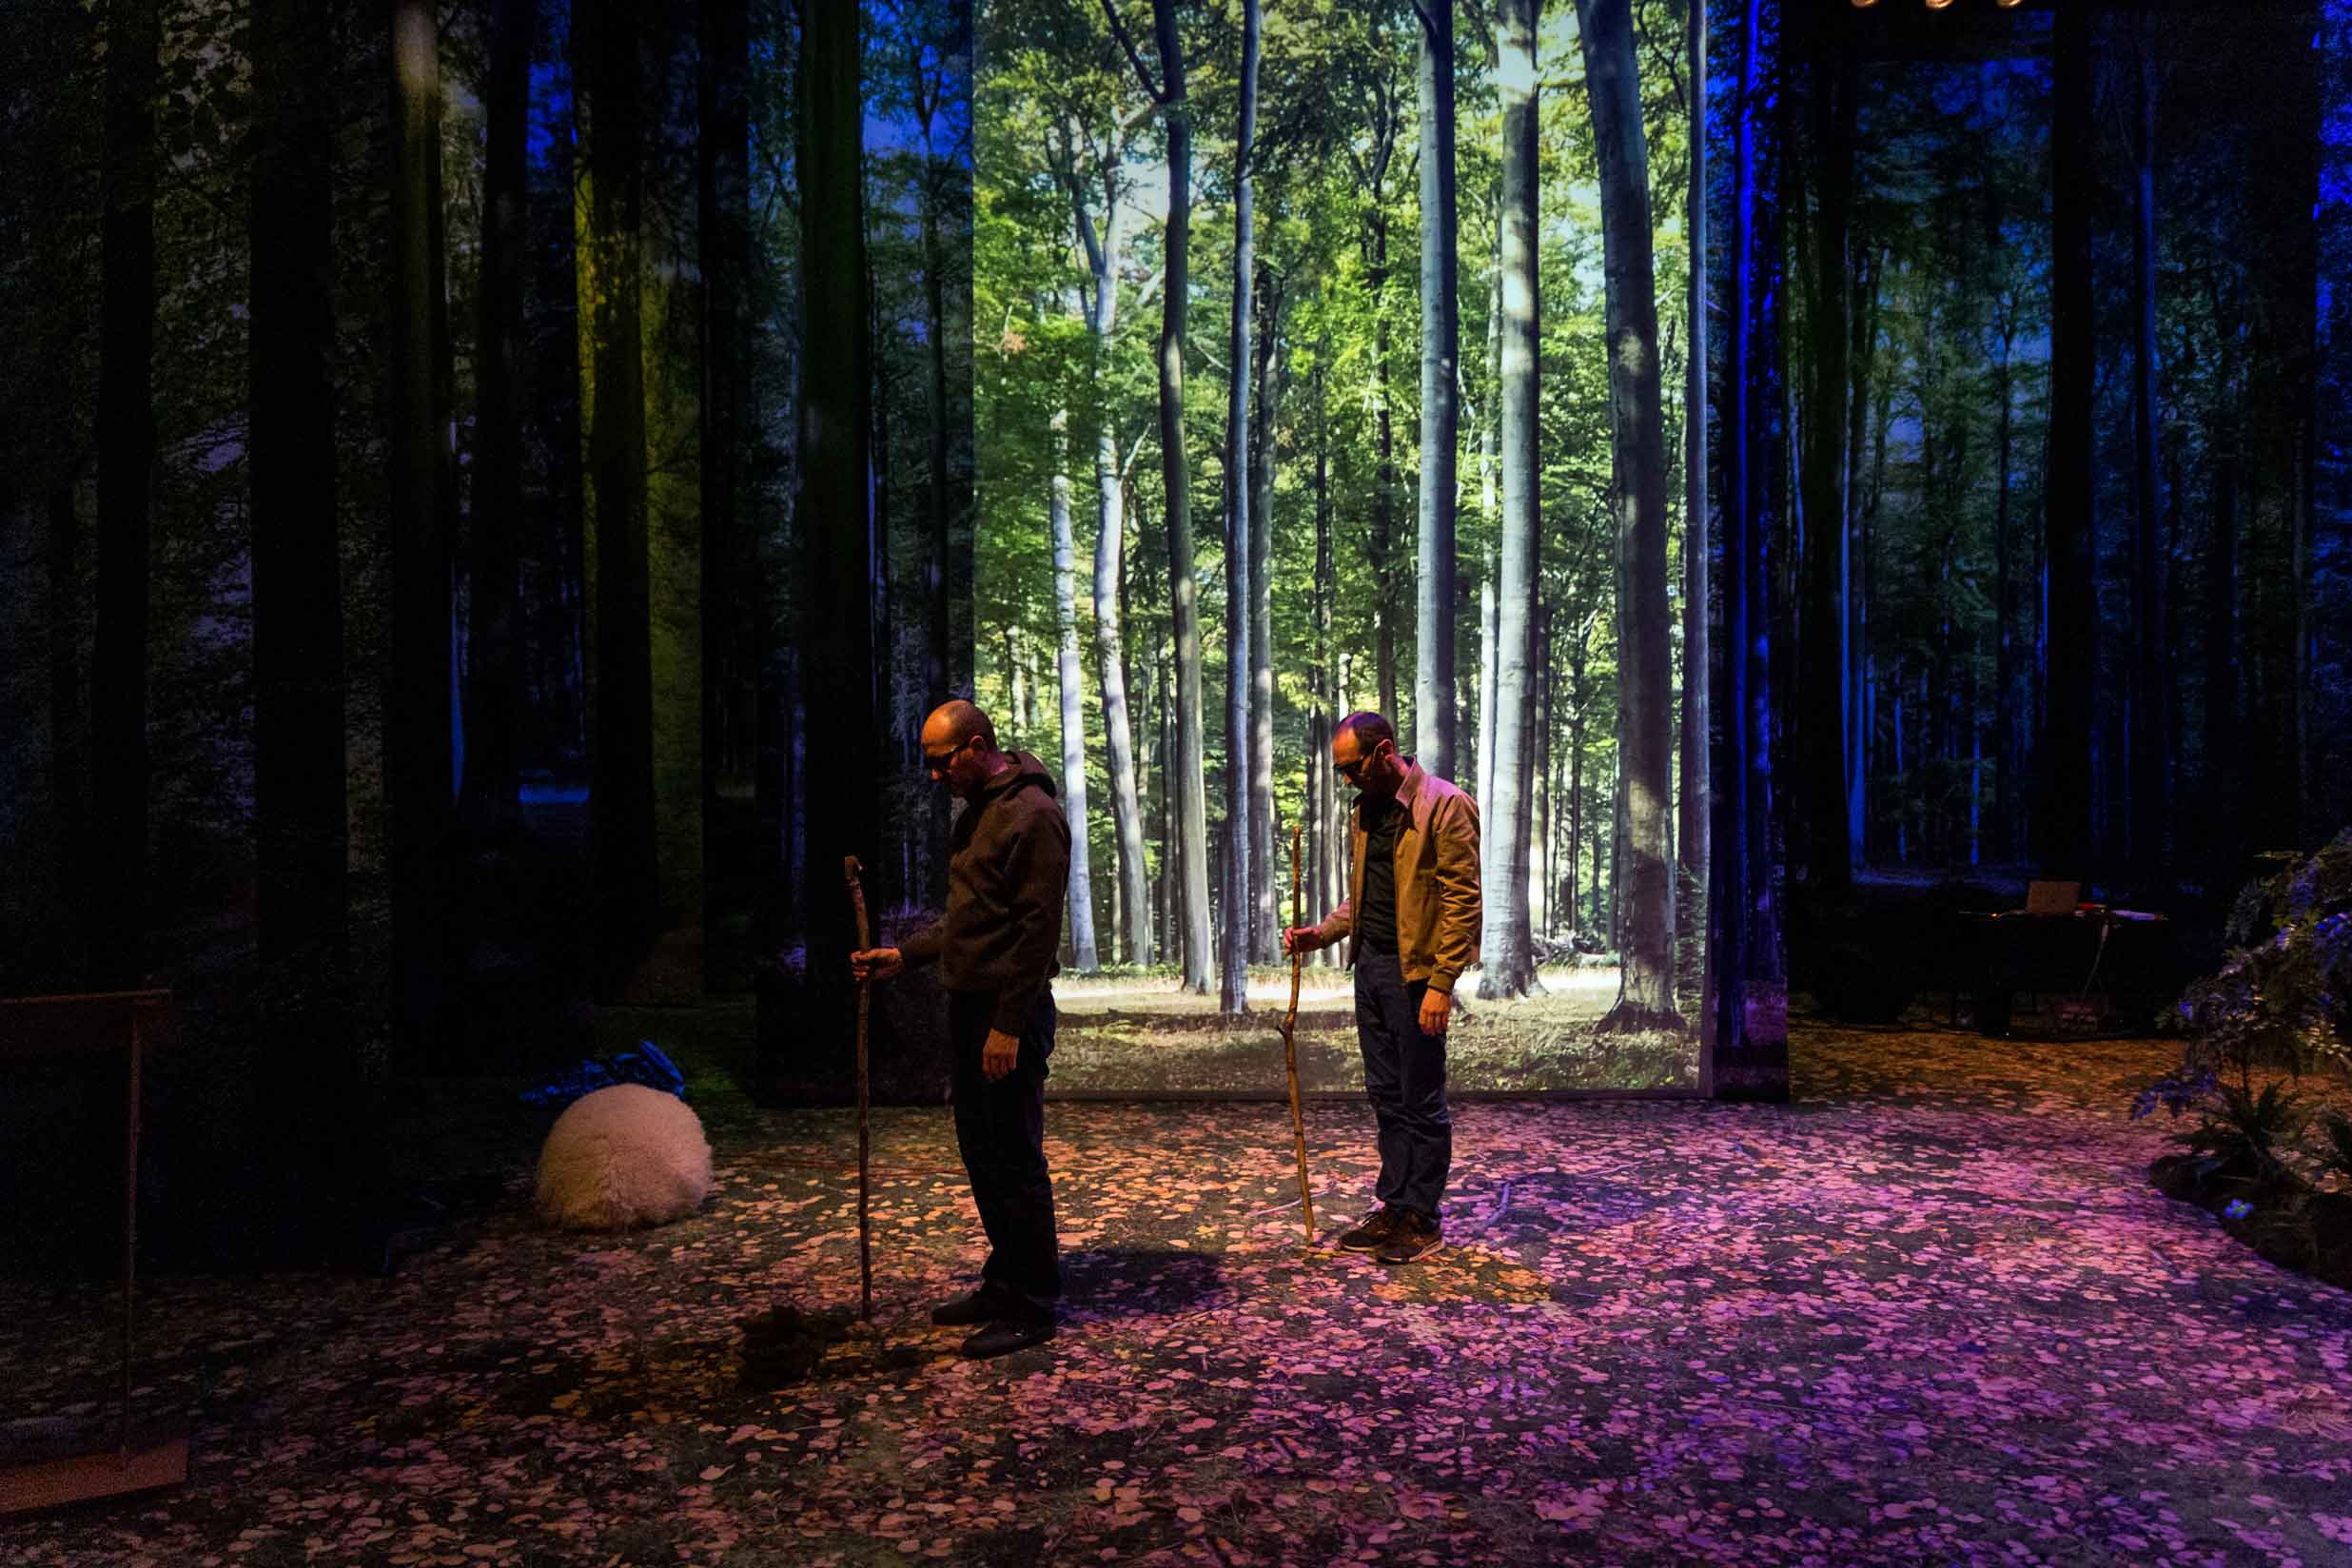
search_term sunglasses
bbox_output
[923,734,979,773]
[1335,741,1388,783]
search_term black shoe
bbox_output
[960,1318,1056,1359]
[931,1286,1014,1327]
[1338,1205,1401,1252]
[1374,1209,1441,1264]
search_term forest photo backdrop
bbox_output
[14,0,2352,1249]
[972,0,1717,1093]
[1769,0,2352,1033]
[0,0,993,1257]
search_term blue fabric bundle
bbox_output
[521,1040,688,1109]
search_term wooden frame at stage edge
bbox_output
[0,989,190,1515]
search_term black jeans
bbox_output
[1352,948,1452,1220]
[949,990,1061,1310]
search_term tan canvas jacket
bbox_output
[1312,759,1482,996]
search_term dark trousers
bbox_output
[948,990,1061,1309]
[1353,949,1452,1219]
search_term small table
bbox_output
[0,990,189,1514]
[1950,909,2173,1036]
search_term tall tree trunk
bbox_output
[1071,161,1153,967]
[463,0,533,844]
[1312,354,1339,955]
[1115,0,1213,992]
[1568,623,1587,938]
[1094,470,1153,960]
[794,0,873,1045]
[390,0,458,1054]
[531,13,589,782]
[1249,262,1282,964]
[1160,629,1180,957]
[1113,506,1137,961]
[1006,625,1025,737]
[1095,460,1152,962]
[1862,327,1891,860]
[1480,0,1541,1001]
[582,0,657,995]
[1992,307,2016,865]
[48,481,86,982]
[1022,630,1041,741]
[1537,606,1554,937]
[1217,0,1261,1015]
[1578,0,1678,1027]
[917,88,952,715]
[1414,0,1460,779]
[1707,0,1788,1100]
[1479,249,1502,810]
[1845,247,1876,869]
[872,282,902,896]
[1050,411,1100,971]
[2314,8,2352,847]
[1352,72,1403,729]
[699,0,752,969]
[1162,3,1213,991]
[1678,0,1709,935]
[2038,0,2098,876]
[940,11,977,703]
[1891,659,1907,862]
[1968,632,1983,863]
[1372,201,1399,725]
[2205,390,2242,879]
[2028,437,2046,860]
[92,0,159,990]
[254,0,348,1024]
[1794,18,1852,892]
[910,25,960,908]
[2127,12,2167,890]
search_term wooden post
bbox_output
[0,990,187,1513]
[842,859,873,1320]
[1279,825,1314,1240]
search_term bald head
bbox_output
[1331,710,1404,800]
[921,700,1006,798]
[922,700,997,754]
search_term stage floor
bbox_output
[3,1025,2349,1566]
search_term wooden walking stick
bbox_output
[1278,824,1316,1241]
[843,856,874,1322]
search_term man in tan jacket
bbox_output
[1284,712,1480,1264]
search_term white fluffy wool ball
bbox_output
[534,1084,715,1230]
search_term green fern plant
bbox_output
[2174,1081,2310,1193]
[2313,1110,2352,1190]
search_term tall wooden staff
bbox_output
[1279,824,1315,1240]
[843,856,873,1321]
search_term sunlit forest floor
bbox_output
[1047,964,1699,1094]
[5,1020,2350,1566]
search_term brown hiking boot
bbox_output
[1338,1205,1401,1252]
[1374,1209,1442,1264]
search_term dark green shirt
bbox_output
[1356,795,1403,953]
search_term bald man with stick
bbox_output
[852,701,1069,1358]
